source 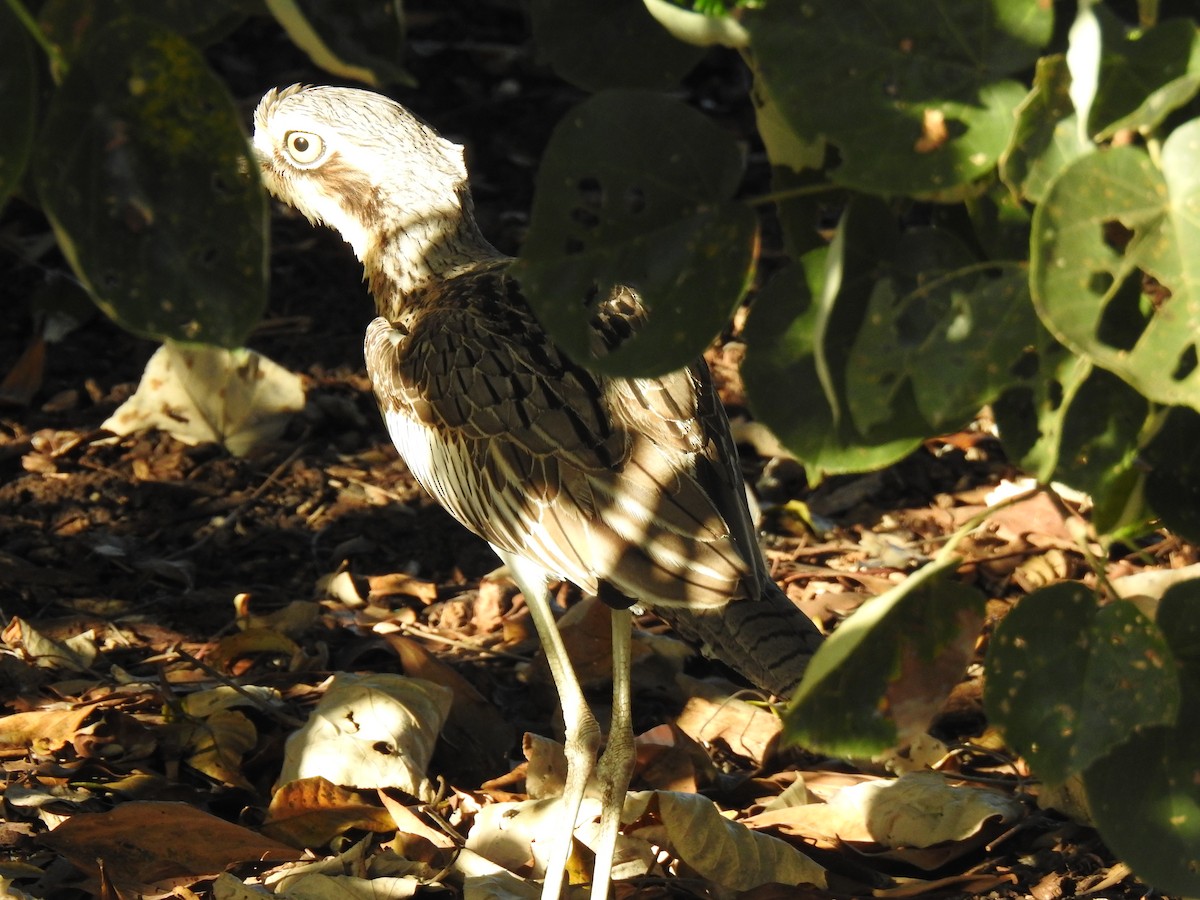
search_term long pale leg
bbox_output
[496,550,602,900]
[588,607,633,900]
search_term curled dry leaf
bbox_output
[746,771,1023,870]
[623,790,827,890]
[263,776,396,848]
[277,672,452,799]
[674,680,782,767]
[2,616,97,672]
[101,342,305,457]
[184,708,257,790]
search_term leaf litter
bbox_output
[2,14,1197,900]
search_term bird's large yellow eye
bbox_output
[284,131,324,165]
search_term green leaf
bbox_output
[783,558,984,755]
[264,0,409,87]
[744,0,1051,196]
[742,258,922,476]
[985,582,1179,785]
[33,17,267,348]
[1084,578,1200,897]
[846,242,1035,433]
[529,0,705,91]
[1090,10,1200,139]
[1030,120,1200,411]
[38,0,254,60]
[1000,54,1092,203]
[1143,406,1200,542]
[512,91,756,378]
[0,0,37,207]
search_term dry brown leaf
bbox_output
[184,709,257,790]
[0,336,45,407]
[368,572,440,604]
[382,633,514,777]
[101,343,305,457]
[746,771,1022,869]
[262,776,395,848]
[634,723,715,794]
[523,732,567,800]
[207,627,301,674]
[41,801,301,890]
[555,596,616,687]
[2,616,97,672]
[0,705,97,754]
[674,677,782,766]
[623,791,827,889]
[884,604,983,747]
[378,790,458,861]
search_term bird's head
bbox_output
[252,85,473,266]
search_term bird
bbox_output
[253,84,824,899]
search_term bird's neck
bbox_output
[363,187,504,320]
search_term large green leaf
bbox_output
[783,558,984,755]
[744,196,948,475]
[34,17,266,348]
[1030,119,1200,411]
[985,582,1178,785]
[744,0,1051,196]
[845,237,1035,433]
[1088,9,1200,140]
[0,0,37,208]
[992,344,1155,538]
[1000,55,1092,203]
[1084,579,1200,896]
[512,91,756,378]
[38,0,253,60]
[528,0,704,91]
[1143,406,1200,542]
[743,257,922,475]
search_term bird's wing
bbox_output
[365,268,756,607]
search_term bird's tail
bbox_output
[653,579,822,697]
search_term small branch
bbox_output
[5,0,68,82]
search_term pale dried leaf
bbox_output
[624,790,827,889]
[102,342,305,457]
[2,617,97,671]
[278,673,452,799]
[675,690,782,766]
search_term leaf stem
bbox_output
[5,0,67,82]
[899,260,1027,307]
[748,181,841,208]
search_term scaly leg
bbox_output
[589,607,633,900]
[496,550,602,900]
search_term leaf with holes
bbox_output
[33,18,266,348]
[529,0,704,91]
[512,91,757,377]
[743,0,1050,197]
[993,352,1152,537]
[1083,578,1200,896]
[985,582,1178,785]
[1030,119,1200,411]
